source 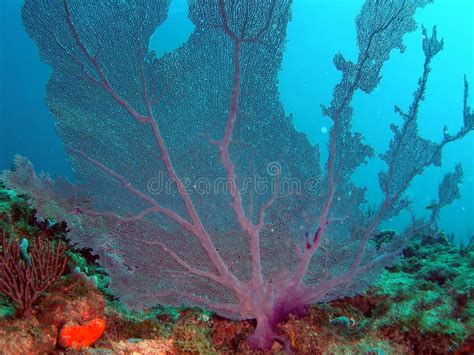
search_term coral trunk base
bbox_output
[248,317,280,350]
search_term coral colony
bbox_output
[0,230,67,316]
[3,0,472,350]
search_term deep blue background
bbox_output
[1,0,473,241]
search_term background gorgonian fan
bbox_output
[3,0,472,349]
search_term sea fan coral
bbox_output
[3,0,472,349]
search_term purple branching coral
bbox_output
[0,230,68,316]
[3,0,473,349]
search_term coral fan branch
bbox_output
[62,0,238,286]
[217,0,279,289]
[352,26,472,271]
[256,172,280,230]
[70,148,195,234]
[62,0,148,123]
[143,241,224,284]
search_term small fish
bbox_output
[425,203,439,210]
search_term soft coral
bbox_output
[0,230,67,316]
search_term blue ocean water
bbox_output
[0,0,472,242]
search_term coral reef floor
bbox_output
[0,185,472,354]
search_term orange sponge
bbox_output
[58,317,106,350]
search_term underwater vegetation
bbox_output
[0,185,106,352]
[1,0,473,351]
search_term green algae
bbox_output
[372,232,474,342]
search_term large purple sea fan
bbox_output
[3,0,472,349]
